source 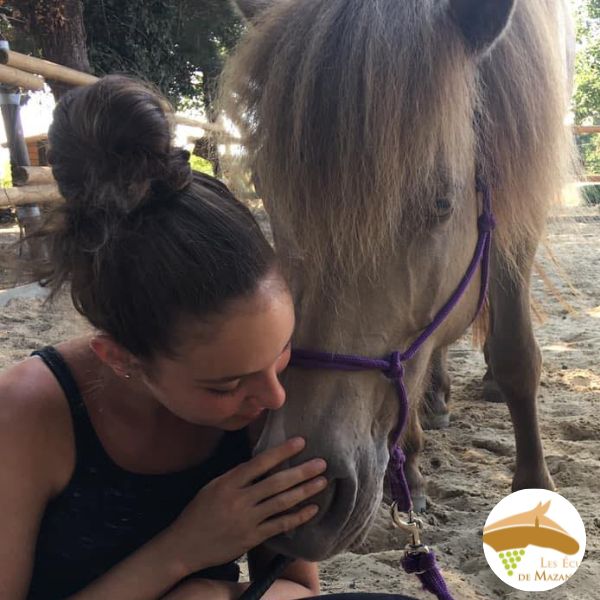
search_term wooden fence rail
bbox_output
[0,49,96,88]
[574,125,600,135]
[13,166,54,187]
[0,63,44,91]
[0,184,62,208]
[0,51,243,216]
[0,49,235,136]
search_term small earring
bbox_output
[124,373,132,380]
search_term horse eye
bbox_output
[434,198,453,221]
[435,198,452,213]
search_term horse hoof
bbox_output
[411,495,427,513]
[513,468,555,492]
[422,389,451,429]
[422,412,450,430]
[483,379,505,403]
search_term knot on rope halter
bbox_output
[388,445,412,512]
[401,549,438,575]
[401,550,455,600]
[477,212,496,233]
[384,351,405,380]
[390,444,407,467]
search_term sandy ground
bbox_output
[0,207,598,599]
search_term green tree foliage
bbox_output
[11,1,91,98]
[82,0,243,108]
[0,2,36,53]
[574,0,600,183]
[177,1,243,81]
[3,0,242,105]
[574,0,600,122]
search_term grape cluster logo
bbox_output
[482,489,586,591]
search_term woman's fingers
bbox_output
[232,437,307,486]
[248,458,327,503]
[255,476,328,521]
[258,503,321,539]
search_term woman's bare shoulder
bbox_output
[0,353,66,420]
[0,354,76,496]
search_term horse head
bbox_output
[224,0,571,561]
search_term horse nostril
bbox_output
[311,476,348,525]
[267,471,363,558]
[324,479,341,515]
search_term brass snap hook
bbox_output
[390,502,430,557]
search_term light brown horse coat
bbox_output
[222,0,576,561]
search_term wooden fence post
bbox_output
[0,40,46,260]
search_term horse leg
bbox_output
[403,411,427,513]
[482,332,505,403]
[421,347,451,430]
[486,250,554,491]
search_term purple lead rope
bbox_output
[289,184,495,600]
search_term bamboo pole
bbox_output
[173,114,230,133]
[0,50,232,135]
[187,132,241,146]
[0,184,62,208]
[0,64,45,91]
[0,49,96,87]
[13,166,54,187]
[574,125,600,135]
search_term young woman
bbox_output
[0,75,327,600]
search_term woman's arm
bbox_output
[66,527,196,600]
[0,366,57,600]
[161,580,250,600]
[248,545,320,599]
[161,545,319,600]
[161,577,315,600]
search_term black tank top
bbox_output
[27,346,252,599]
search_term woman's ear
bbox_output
[89,334,138,380]
[448,0,516,54]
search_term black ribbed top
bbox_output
[27,346,251,599]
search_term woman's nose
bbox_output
[252,370,286,410]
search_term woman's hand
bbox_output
[169,437,327,576]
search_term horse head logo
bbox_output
[483,500,580,555]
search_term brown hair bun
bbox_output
[48,75,192,218]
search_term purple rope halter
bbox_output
[289,183,495,600]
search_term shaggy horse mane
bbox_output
[220,0,576,290]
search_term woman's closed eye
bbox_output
[205,383,241,396]
[203,341,292,397]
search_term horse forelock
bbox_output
[220,0,577,294]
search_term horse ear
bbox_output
[232,0,273,21]
[449,0,516,53]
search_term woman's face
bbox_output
[143,273,295,429]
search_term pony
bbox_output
[220,0,576,561]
